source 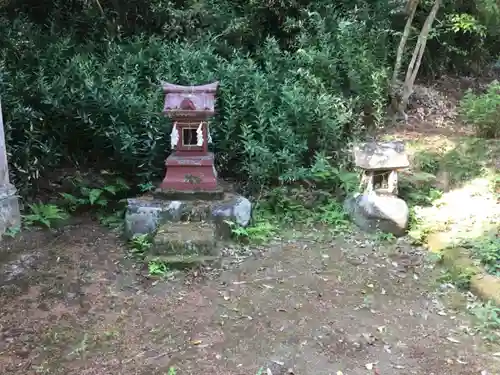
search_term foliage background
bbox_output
[0,0,499,194]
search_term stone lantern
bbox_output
[353,141,410,196]
[344,141,410,237]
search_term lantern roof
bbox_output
[353,141,410,170]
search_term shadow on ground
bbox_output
[1,219,500,375]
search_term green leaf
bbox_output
[88,189,103,205]
[103,185,118,195]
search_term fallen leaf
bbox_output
[446,337,460,343]
[191,340,202,345]
[336,371,343,375]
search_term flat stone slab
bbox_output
[153,222,217,256]
[146,254,220,268]
[125,192,252,240]
[354,141,409,170]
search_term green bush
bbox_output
[459,80,500,138]
[0,11,390,194]
[2,0,499,196]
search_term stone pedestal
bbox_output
[0,98,21,239]
[124,192,252,267]
[160,152,219,192]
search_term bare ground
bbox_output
[1,219,500,375]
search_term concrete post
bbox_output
[0,96,21,237]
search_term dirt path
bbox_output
[1,220,499,375]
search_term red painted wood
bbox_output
[160,82,219,192]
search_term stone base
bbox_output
[344,192,409,237]
[153,222,217,256]
[124,192,252,240]
[0,183,21,238]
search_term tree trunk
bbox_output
[391,0,442,123]
[391,0,420,89]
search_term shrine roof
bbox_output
[161,81,219,93]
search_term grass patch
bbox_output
[229,186,353,244]
[400,136,499,244]
[463,234,500,277]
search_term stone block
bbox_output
[211,195,252,239]
[153,222,217,256]
[124,197,186,239]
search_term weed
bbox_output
[2,226,21,238]
[464,235,500,276]
[139,182,155,192]
[373,231,396,243]
[438,267,476,290]
[23,203,69,228]
[226,218,276,243]
[129,234,152,259]
[315,200,350,229]
[168,367,176,375]
[98,209,125,231]
[61,177,129,212]
[413,151,441,175]
[470,301,500,342]
[148,259,170,277]
[407,207,433,244]
[460,80,500,138]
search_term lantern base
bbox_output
[160,152,219,193]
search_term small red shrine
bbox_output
[159,81,220,192]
